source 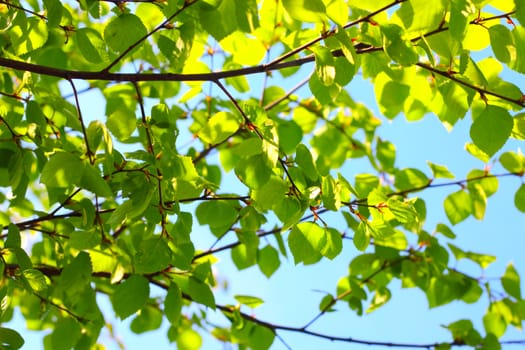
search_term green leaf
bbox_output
[274,196,307,231]
[111,274,150,319]
[483,310,506,338]
[232,231,259,270]
[58,251,92,295]
[509,26,525,73]
[394,168,429,191]
[444,190,472,225]
[22,269,48,294]
[76,28,108,64]
[176,327,202,350]
[288,222,341,264]
[435,223,456,238]
[257,245,280,278]
[426,276,461,308]
[165,283,183,325]
[336,28,358,65]
[188,277,216,309]
[432,80,472,129]
[514,183,525,213]
[387,197,418,224]
[10,17,48,55]
[448,243,496,269]
[282,0,327,22]
[134,238,172,274]
[313,46,336,86]
[321,175,341,211]
[104,14,147,53]
[79,163,112,197]
[5,224,21,249]
[196,200,238,233]
[235,154,273,189]
[501,263,521,299]
[465,142,490,163]
[296,144,319,181]
[449,0,470,41]
[322,228,343,259]
[234,295,264,308]
[353,222,371,251]
[51,318,82,350]
[0,327,25,349]
[376,138,396,171]
[252,176,287,210]
[309,72,341,105]
[367,287,391,313]
[394,0,445,34]
[277,119,303,155]
[198,111,241,145]
[374,72,410,119]
[470,105,512,157]
[107,107,136,141]
[370,224,408,250]
[444,319,482,347]
[288,222,323,265]
[41,152,84,188]
[44,0,63,27]
[199,0,259,41]
[381,24,418,66]
[500,151,524,173]
[489,24,514,64]
[130,305,163,334]
[427,161,455,179]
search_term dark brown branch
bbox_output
[417,62,525,107]
[0,0,47,20]
[213,79,302,195]
[302,257,408,330]
[0,55,313,82]
[68,79,95,163]
[25,263,525,349]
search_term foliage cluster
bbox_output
[0,0,525,349]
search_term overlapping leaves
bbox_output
[0,0,524,349]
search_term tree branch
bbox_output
[23,263,525,349]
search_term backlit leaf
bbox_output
[502,263,521,299]
[41,152,84,188]
[165,283,183,325]
[282,0,326,22]
[444,190,472,225]
[234,295,264,308]
[104,14,147,53]
[111,275,150,319]
[199,111,241,145]
[514,184,525,213]
[313,46,336,86]
[257,245,280,278]
[470,105,512,157]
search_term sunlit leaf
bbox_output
[104,14,147,53]
[111,275,150,319]
[444,190,472,225]
[502,263,521,299]
[282,0,326,22]
[257,245,280,278]
[470,105,512,157]
[199,111,241,145]
[234,295,264,308]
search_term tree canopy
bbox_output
[1,0,525,349]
